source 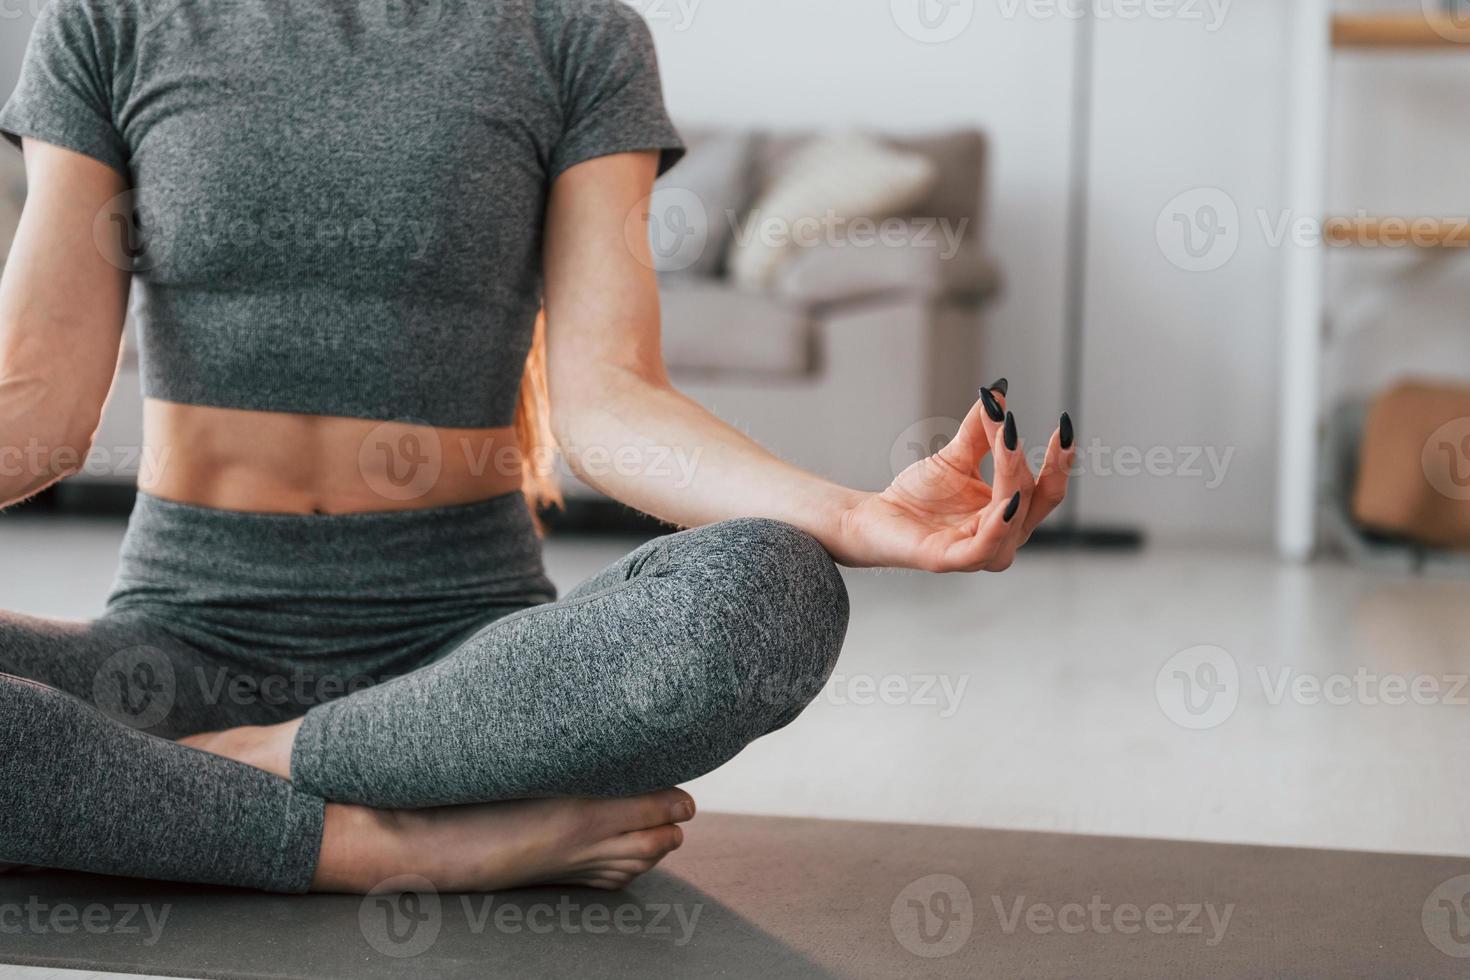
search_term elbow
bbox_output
[52,428,97,479]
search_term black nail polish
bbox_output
[1004,412,1018,452]
[980,387,1004,423]
[1004,491,1021,523]
[1060,412,1074,451]
[989,377,1009,398]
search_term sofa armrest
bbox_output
[768,225,1000,308]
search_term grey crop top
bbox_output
[0,0,685,428]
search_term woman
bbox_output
[0,0,1074,894]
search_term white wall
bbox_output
[12,2,1463,544]
[647,0,1078,472]
[654,1,1296,542]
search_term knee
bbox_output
[682,518,850,732]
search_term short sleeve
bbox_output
[0,0,130,175]
[548,1,685,181]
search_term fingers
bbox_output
[1024,413,1077,539]
[985,408,1037,562]
[936,389,998,475]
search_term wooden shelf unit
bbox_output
[1277,3,1470,560]
[1322,215,1470,248]
[1332,13,1470,48]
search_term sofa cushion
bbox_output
[649,130,755,277]
[728,132,938,289]
[770,224,1000,307]
[659,280,812,377]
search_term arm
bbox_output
[542,151,1075,572]
[0,140,130,506]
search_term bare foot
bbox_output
[317,789,696,893]
[179,723,696,893]
[179,719,300,778]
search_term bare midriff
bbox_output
[140,400,525,515]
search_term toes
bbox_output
[592,788,695,834]
[605,824,683,862]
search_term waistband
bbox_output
[108,491,555,612]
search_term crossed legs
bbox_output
[1,519,849,892]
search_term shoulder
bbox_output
[530,0,656,48]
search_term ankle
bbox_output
[253,718,303,780]
[312,803,400,892]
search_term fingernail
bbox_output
[1004,412,1018,452]
[676,801,694,821]
[1060,412,1074,451]
[988,377,1009,397]
[1004,491,1021,523]
[980,387,1005,423]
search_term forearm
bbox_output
[0,371,98,507]
[554,369,865,549]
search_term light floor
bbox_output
[3,514,1467,861]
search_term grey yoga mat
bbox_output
[0,812,1465,979]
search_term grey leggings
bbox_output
[0,493,848,892]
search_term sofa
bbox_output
[622,127,999,497]
[6,128,997,500]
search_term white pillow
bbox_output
[729,132,937,289]
[648,132,754,278]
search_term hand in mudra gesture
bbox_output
[834,382,1075,572]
